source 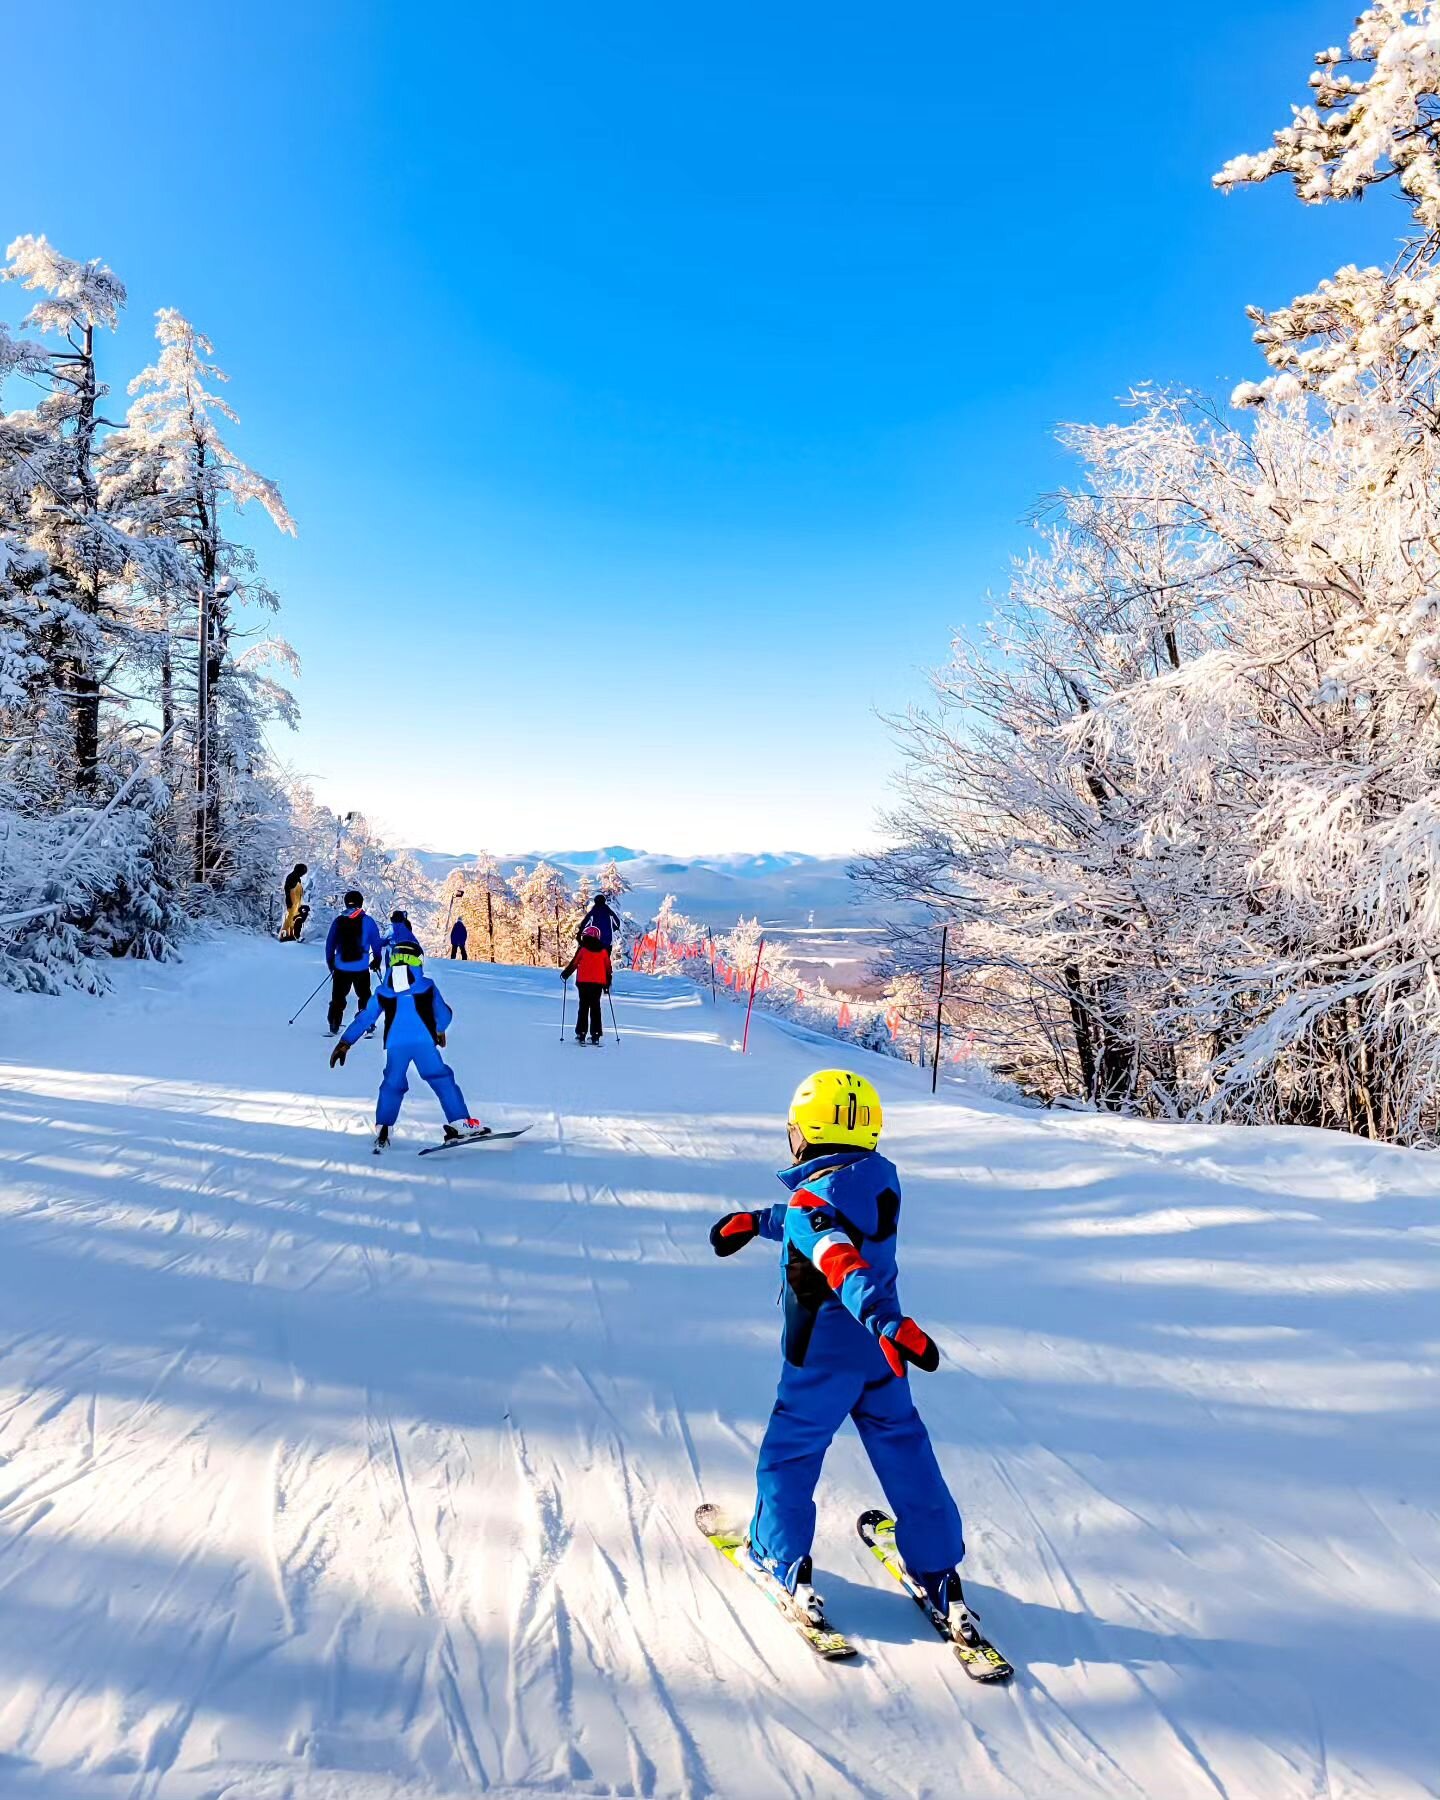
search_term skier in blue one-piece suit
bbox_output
[328,943,488,1154]
[709,1068,975,1637]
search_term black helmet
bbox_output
[344,889,363,908]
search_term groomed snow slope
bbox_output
[0,934,1435,1800]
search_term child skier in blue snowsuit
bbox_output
[709,1068,971,1633]
[328,945,488,1153]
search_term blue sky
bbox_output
[8,1,1398,854]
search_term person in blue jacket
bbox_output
[328,943,489,1153]
[324,889,383,1036]
[382,909,422,970]
[576,892,622,950]
[708,1068,970,1635]
[449,916,468,960]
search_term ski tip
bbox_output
[856,1509,894,1545]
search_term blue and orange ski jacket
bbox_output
[754,1148,907,1367]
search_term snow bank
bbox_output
[0,935,1433,1797]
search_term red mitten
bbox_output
[880,1317,939,1377]
[710,1212,760,1257]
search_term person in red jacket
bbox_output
[561,923,611,1044]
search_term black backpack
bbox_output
[334,911,366,962]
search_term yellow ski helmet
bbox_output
[787,1069,883,1153]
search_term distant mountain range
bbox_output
[403,845,876,930]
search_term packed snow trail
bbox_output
[0,935,1435,1800]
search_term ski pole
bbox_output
[559,976,568,1042]
[605,986,621,1046]
[288,971,330,1027]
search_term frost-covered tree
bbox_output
[0,234,315,989]
[431,854,514,961]
[100,309,296,889]
[1,236,137,792]
[511,861,572,965]
[869,2,1440,1139]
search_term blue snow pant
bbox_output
[749,1312,965,1588]
[376,1036,469,1129]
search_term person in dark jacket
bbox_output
[708,1069,970,1639]
[324,890,383,1035]
[280,863,308,941]
[561,923,612,1043]
[576,892,622,950]
[449,917,468,960]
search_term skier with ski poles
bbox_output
[328,942,489,1154]
[323,889,383,1036]
[560,922,611,1044]
[703,1069,1008,1677]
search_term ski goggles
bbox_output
[390,948,423,968]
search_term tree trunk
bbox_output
[71,324,102,791]
[1094,972,1135,1110]
[1063,963,1099,1102]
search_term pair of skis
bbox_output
[695,1503,1013,1681]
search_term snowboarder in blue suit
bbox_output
[328,944,488,1153]
[709,1069,971,1635]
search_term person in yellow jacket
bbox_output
[280,863,308,941]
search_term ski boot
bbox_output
[589,1033,602,1045]
[918,1568,984,1647]
[372,1125,390,1156]
[747,1545,827,1628]
[442,1117,491,1144]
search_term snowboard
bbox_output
[417,1126,532,1157]
[857,1510,1013,1682]
[695,1503,855,1660]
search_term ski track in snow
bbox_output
[0,936,1434,1799]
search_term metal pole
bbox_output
[559,975,568,1041]
[486,888,495,961]
[288,971,330,1027]
[707,928,717,1004]
[606,985,621,1046]
[742,937,766,1055]
[931,925,949,1095]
